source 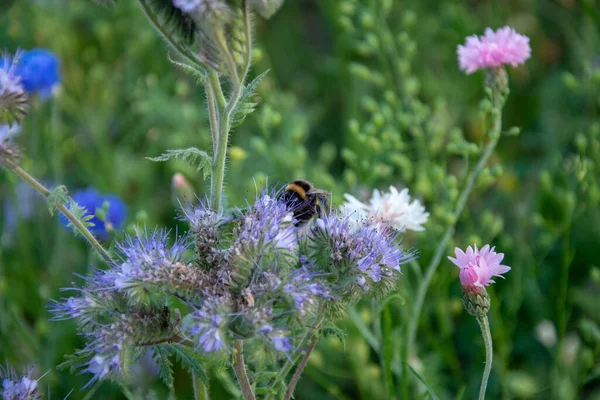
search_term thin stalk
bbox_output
[476,315,493,400]
[205,80,220,155]
[406,87,505,354]
[8,165,113,265]
[208,71,227,109]
[233,340,256,400]
[283,336,319,400]
[215,29,240,85]
[210,1,252,211]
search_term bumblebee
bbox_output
[280,179,330,226]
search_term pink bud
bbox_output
[459,265,478,287]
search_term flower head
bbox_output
[60,188,127,239]
[458,26,531,74]
[0,366,41,400]
[342,186,429,232]
[0,50,28,127]
[187,296,230,353]
[448,244,510,288]
[14,49,61,96]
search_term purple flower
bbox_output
[261,325,293,352]
[1,365,40,400]
[284,268,328,316]
[231,191,298,257]
[14,49,60,97]
[188,297,229,353]
[312,214,414,293]
[458,26,531,74]
[172,0,202,12]
[60,188,127,239]
[0,50,28,127]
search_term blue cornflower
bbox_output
[14,49,60,97]
[0,365,41,400]
[61,188,127,239]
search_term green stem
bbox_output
[210,1,252,211]
[208,71,227,109]
[8,165,113,265]
[233,340,256,400]
[205,80,220,155]
[406,79,506,355]
[476,315,493,400]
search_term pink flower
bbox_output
[448,244,510,287]
[457,26,531,74]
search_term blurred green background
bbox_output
[1,0,599,399]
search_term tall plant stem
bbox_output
[210,0,252,211]
[406,79,506,354]
[476,315,493,400]
[233,340,256,400]
[284,336,319,400]
[8,165,113,265]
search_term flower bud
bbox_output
[462,285,490,317]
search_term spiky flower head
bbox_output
[0,50,28,127]
[0,365,41,400]
[458,26,531,74]
[14,49,61,97]
[309,213,415,307]
[342,185,429,232]
[449,244,510,316]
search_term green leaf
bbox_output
[47,185,69,216]
[152,345,175,391]
[231,69,270,127]
[57,351,93,373]
[147,148,212,180]
[321,325,346,345]
[405,362,440,400]
[167,343,209,384]
[168,54,207,85]
[65,199,96,237]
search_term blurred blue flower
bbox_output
[60,188,127,239]
[14,49,60,97]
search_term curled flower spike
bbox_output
[0,365,41,400]
[457,26,531,74]
[342,185,429,232]
[0,50,28,127]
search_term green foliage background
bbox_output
[1,0,599,399]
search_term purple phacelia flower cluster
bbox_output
[0,365,41,400]
[0,50,28,128]
[52,186,414,384]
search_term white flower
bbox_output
[341,186,429,232]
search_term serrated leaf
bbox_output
[47,185,69,216]
[321,326,346,345]
[65,199,96,237]
[57,351,93,373]
[147,148,212,180]
[231,70,269,127]
[152,345,174,390]
[168,54,207,85]
[167,343,208,384]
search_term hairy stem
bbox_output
[8,165,113,265]
[284,335,319,400]
[406,78,506,355]
[210,1,252,211]
[233,340,256,400]
[205,80,220,155]
[477,315,493,400]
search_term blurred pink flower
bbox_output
[457,26,531,74]
[448,244,510,287]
